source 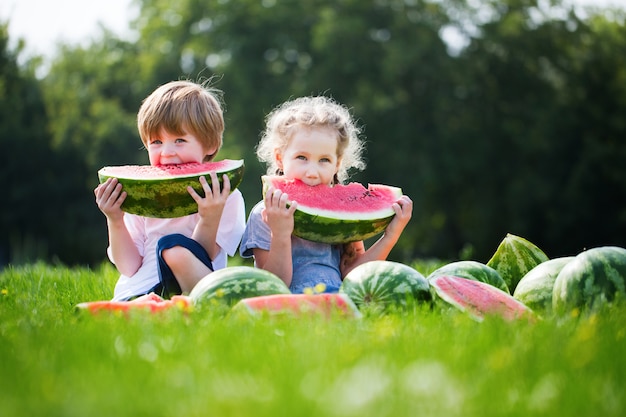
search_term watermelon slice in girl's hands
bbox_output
[76,293,192,315]
[430,275,535,322]
[262,176,403,244]
[232,293,362,318]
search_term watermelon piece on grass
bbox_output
[231,293,362,318]
[486,233,549,294]
[262,175,403,244]
[76,293,192,315]
[430,275,535,322]
[98,159,244,218]
[552,246,626,315]
[427,260,509,293]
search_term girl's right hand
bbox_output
[261,186,297,239]
[94,178,126,222]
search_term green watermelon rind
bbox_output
[189,266,291,307]
[427,260,509,293]
[339,260,432,310]
[486,233,549,294]
[262,176,402,244]
[512,256,575,313]
[98,159,245,218]
[552,246,626,314]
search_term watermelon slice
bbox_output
[76,293,192,315]
[430,275,534,322]
[98,159,244,218]
[231,293,362,318]
[262,175,403,244]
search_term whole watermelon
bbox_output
[552,246,626,315]
[513,257,574,314]
[339,260,432,312]
[427,260,509,293]
[189,266,291,308]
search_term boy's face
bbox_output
[147,129,214,166]
[276,126,340,186]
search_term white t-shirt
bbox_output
[109,189,245,300]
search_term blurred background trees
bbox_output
[1,0,625,266]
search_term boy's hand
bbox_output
[262,186,297,239]
[189,172,230,219]
[94,178,126,222]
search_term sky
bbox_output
[2,0,625,62]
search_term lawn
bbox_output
[1,261,624,417]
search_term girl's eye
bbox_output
[320,158,331,163]
[296,155,307,160]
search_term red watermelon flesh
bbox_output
[76,293,192,315]
[232,293,362,318]
[99,160,240,179]
[430,275,534,322]
[265,176,400,217]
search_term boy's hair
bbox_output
[257,95,366,184]
[137,80,224,161]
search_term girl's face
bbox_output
[147,129,214,166]
[276,126,341,186]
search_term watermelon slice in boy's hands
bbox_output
[76,293,192,315]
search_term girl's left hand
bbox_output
[188,172,231,219]
[385,195,413,236]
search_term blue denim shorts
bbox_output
[154,233,213,299]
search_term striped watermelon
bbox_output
[430,275,534,322]
[189,266,291,307]
[339,260,432,311]
[512,257,574,314]
[231,293,362,318]
[262,176,403,244]
[486,233,549,294]
[552,246,626,315]
[98,159,244,218]
[427,260,509,293]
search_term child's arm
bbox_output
[252,187,297,287]
[340,195,413,276]
[94,178,142,276]
[188,172,231,260]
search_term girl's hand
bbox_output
[189,172,230,220]
[261,186,297,239]
[385,195,413,238]
[94,178,126,222]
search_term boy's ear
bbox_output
[204,145,219,161]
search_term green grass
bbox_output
[1,262,625,417]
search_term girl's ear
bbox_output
[274,149,283,169]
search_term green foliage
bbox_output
[1,263,626,416]
[1,0,626,266]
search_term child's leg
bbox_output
[156,234,213,298]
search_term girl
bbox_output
[239,96,412,293]
[94,80,246,300]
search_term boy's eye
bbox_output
[175,138,186,143]
[150,139,162,145]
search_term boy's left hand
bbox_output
[188,172,231,219]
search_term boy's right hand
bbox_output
[94,178,126,222]
[261,186,297,239]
